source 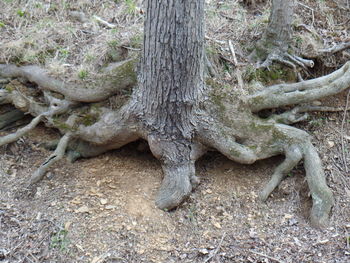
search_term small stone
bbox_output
[213,222,222,229]
[75,205,90,213]
[100,198,108,205]
[64,221,72,230]
[312,100,322,106]
[327,141,335,147]
[105,205,117,210]
[91,256,100,263]
[198,248,209,255]
[180,254,187,259]
[284,214,293,219]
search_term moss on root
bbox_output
[244,64,296,85]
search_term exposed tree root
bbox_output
[303,143,335,228]
[249,61,350,111]
[259,145,302,202]
[1,57,349,227]
[156,162,194,210]
[319,42,350,54]
[0,60,137,102]
[258,51,314,70]
[0,114,44,146]
[30,116,76,185]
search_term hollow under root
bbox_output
[0,114,44,146]
[303,142,334,228]
[259,145,303,201]
[0,109,25,129]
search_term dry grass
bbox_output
[0,0,143,81]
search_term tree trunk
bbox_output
[2,0,348,227]
[261,0,294,54]
[132,0,205,209]
[251,0,304,68]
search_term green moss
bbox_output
[245,65,296,85]
[249,122,273,132]
[53,118,76,132]
[53,121,71,131]
[78,70,89,80]
[229,148,241,158]
[4,85,14,93]
[210,92,226,115]
[79,113,99,126]
[130,33,143,48]
[103,59,137,89]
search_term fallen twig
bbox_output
[228,40,244,90]
[341,89,350,172]
[250,251,285,263]
[204,232,226,263]
[93,15,116,29]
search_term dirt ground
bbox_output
[1,105,349,263]
[1,0,350,262]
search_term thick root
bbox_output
[155,162,193,210]
[147,136,198,210]
[259,145,302,201]
[0,59,137,103]
[249,61,350,111]
[303,143,334,228]
[197,119,257,164]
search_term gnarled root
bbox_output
[0,59,137,103]
[196,114,257,164]
[303,142,334,228]
[30,115,77,184]
[257,127,334,227]
[259,145,302,201]
[268,105,350,125]
[259,52,314,71]
[0,114,44,146]
[249,61,350,112]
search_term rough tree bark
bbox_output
[130,0,205,209]
[251,0,314,69]
[1,0,350,228]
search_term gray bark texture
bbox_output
[1,0,349,228]
[130,0,205,209]
[252,0,314,69]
